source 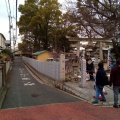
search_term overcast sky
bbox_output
[0,0,65,47]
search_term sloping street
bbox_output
[0,57,120,120]
[1,57,82,109]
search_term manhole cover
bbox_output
[31,94,39,97]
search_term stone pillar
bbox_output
[60,54,65,81]
[76,41,80,57]
[79,59,86,88]
[107,48,111,70]
[94,54,99,73]
[99,41,103,61]
[76,41,80,77]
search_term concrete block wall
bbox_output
[22,57,61,81]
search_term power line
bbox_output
[5,0,18,50]
[4,0,18,50]
[8,0,12,17]
[5,0,9,16]
[7,0,12,49]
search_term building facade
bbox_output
[0,33,6,50]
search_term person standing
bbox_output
[92,62,106,104]
[86,58,94,81]
[110,58,120,108]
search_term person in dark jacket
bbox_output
[92,62,106,104]
[110,58,120,108]
[86,58,94,80]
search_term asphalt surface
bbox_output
[1,57,82,109]
[0,102,120,120]
[0,57,120,120]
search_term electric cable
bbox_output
[5,0,9,16]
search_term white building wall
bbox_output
[0,33,6,49]
[22,56,62,81]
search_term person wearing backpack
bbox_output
[110,58,120,108]
[92,62,106,104]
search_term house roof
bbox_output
[32,50,47,56]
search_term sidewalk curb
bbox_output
[63,83,92,101]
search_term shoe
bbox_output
[92,101,98,104]
[86,79,91,82]
[113,105,119,108]
[100,99,106,102]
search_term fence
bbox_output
[22,56,63,81]
[0,66,2,89]
[0,61,11,89]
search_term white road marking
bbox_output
[19,68,36,86]
[24,82,35,86]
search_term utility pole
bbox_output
[9,15,12,50]
[15,0,18,45]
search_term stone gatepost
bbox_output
[99,41,103,61]
[60,54,65,81]
[107,48,111,70]
[79,59,86,88]
[94,54,99,73]
[76,41,80,57]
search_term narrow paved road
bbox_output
[1,57,120,120]
[2,57,82,109]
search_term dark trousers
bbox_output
[113,86,120,106]
[87,70,94,80]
